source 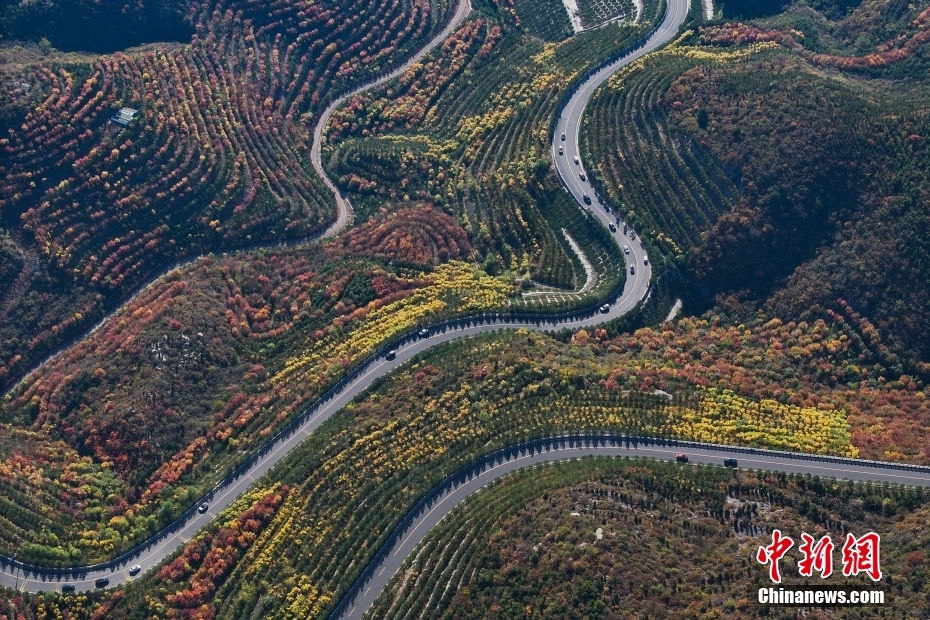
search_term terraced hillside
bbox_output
[581,0,930,366]
[0,0,678,570]
[0,220,517,566]
[370,457,930,619]
[2,0,930,617]
[6,308,929,617]
[0,0,455,388]
[324,0,665,294]
[582,51,743,260]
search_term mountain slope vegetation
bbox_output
[583,0,930,368]
[0,0,456,387]
[371,456,930,619]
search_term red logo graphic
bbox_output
[798,533,834,578]
[841,532,882,582]
[756,529,795,584]
[756,531,882,583]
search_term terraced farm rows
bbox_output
[325,5,662,298]
[511,0,573,41]
[582,51,742,260]
[367,454,930,619]
[0,0,455,386]
[578,0,637,28]
[42,320,869,617]
[0,0,664,570]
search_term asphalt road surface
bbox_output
[337,438,930,619]
[311,0,475,237]
[4,0,926,611]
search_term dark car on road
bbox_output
[386,350,397,360]
[62,584,75,593]
[630,266,635,275]
[561,133,566,141]
[608,223,617,232]
[583,194,591,205]
[95,578,109,589]
[675,453,688,463]
[417,328,430,338]
[724,458,738,468]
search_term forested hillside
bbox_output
[582,0,930,367]
[0,0,666,567]
[0,0,456,386]
[322,0,664,288]
[0,219,514,565]
[371,457,930,619]
[2,0,930,616]
[1,317,927,617]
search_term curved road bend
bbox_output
[0,315,645,594]
[553,0,690,297]
[0,0,681,596]
[339,440,930,619]
[1,0,474,398]
[312,0,475,236]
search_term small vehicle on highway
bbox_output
[579,172,586,181]
[643,256,649,265]
[417,328,430,338]
[573,155,579,165]
[558,146,563,155]
[623,245,630,254]
[608,223,616,232]
[62,584,75,593]
[198,502,209,514]
[561,133,566,141]
[129,565,141,576]
[600,304,610,314]
[582,194,591,204]
[675,453,688,463]
[724,458,738,468]
[630,266,635,275]
[386,350,397,360]
[95,578,109,589]
[630,232,637,240]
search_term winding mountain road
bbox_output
[335,436,930,619]
[3,0,926,616]
[0,0,473,398]
[311,0,475,236]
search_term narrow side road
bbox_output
[311,0,474,237]
[0,0,473,398]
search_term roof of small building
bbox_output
[111,107,139,125]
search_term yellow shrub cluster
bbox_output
[273,262,514,385]
[670,387,859,457]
